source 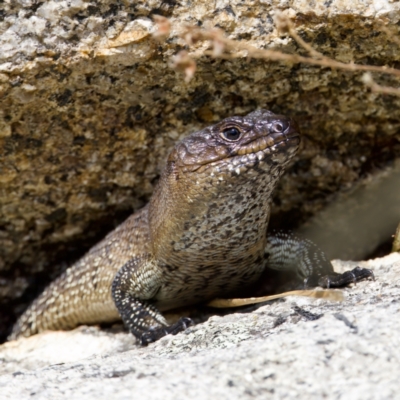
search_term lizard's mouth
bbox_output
[209,125,300,175]
[223,136,299,174]
[238,131,300,156]
[236,119,300,156]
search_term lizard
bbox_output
[9,109,373,345]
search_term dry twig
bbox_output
[362,73,400,96]
[181,24,400,76]
[207,289,344,308]
[153,13,400,95]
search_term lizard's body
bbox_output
[11,110,371,344]
[17,208,151,331]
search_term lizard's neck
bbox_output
[148,156,283,268]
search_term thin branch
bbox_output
[275,13,325,59]
[362,73,400,96]
[152,13,400,91]
[180,24,400,78]
[207,289,344,308]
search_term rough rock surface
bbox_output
[0,253,399,399]
[1,2,400,337]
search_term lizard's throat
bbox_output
[149,163,284,267]
[149,127,299,267]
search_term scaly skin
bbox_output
[10,110,372,344]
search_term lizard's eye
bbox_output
[271,121,288,133]
[221,127,242,141]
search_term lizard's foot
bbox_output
[318,267,374,288]
[140,317,193,346]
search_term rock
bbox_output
[1,253,399,398]
[1,1,399,338]
[299,162,400,260]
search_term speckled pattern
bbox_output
[10,110,300,340]
[10,207,151,339]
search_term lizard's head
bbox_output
[168,109,300,177]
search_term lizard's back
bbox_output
[10,207,150,339]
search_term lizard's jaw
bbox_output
[199,128,300,177]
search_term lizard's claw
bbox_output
[140,317,193,346]
[318,267,374,288]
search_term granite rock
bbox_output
[0,253,399,399]
[1,0,399,339]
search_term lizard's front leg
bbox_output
[111,256,192,345]
[265,232,374,289]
